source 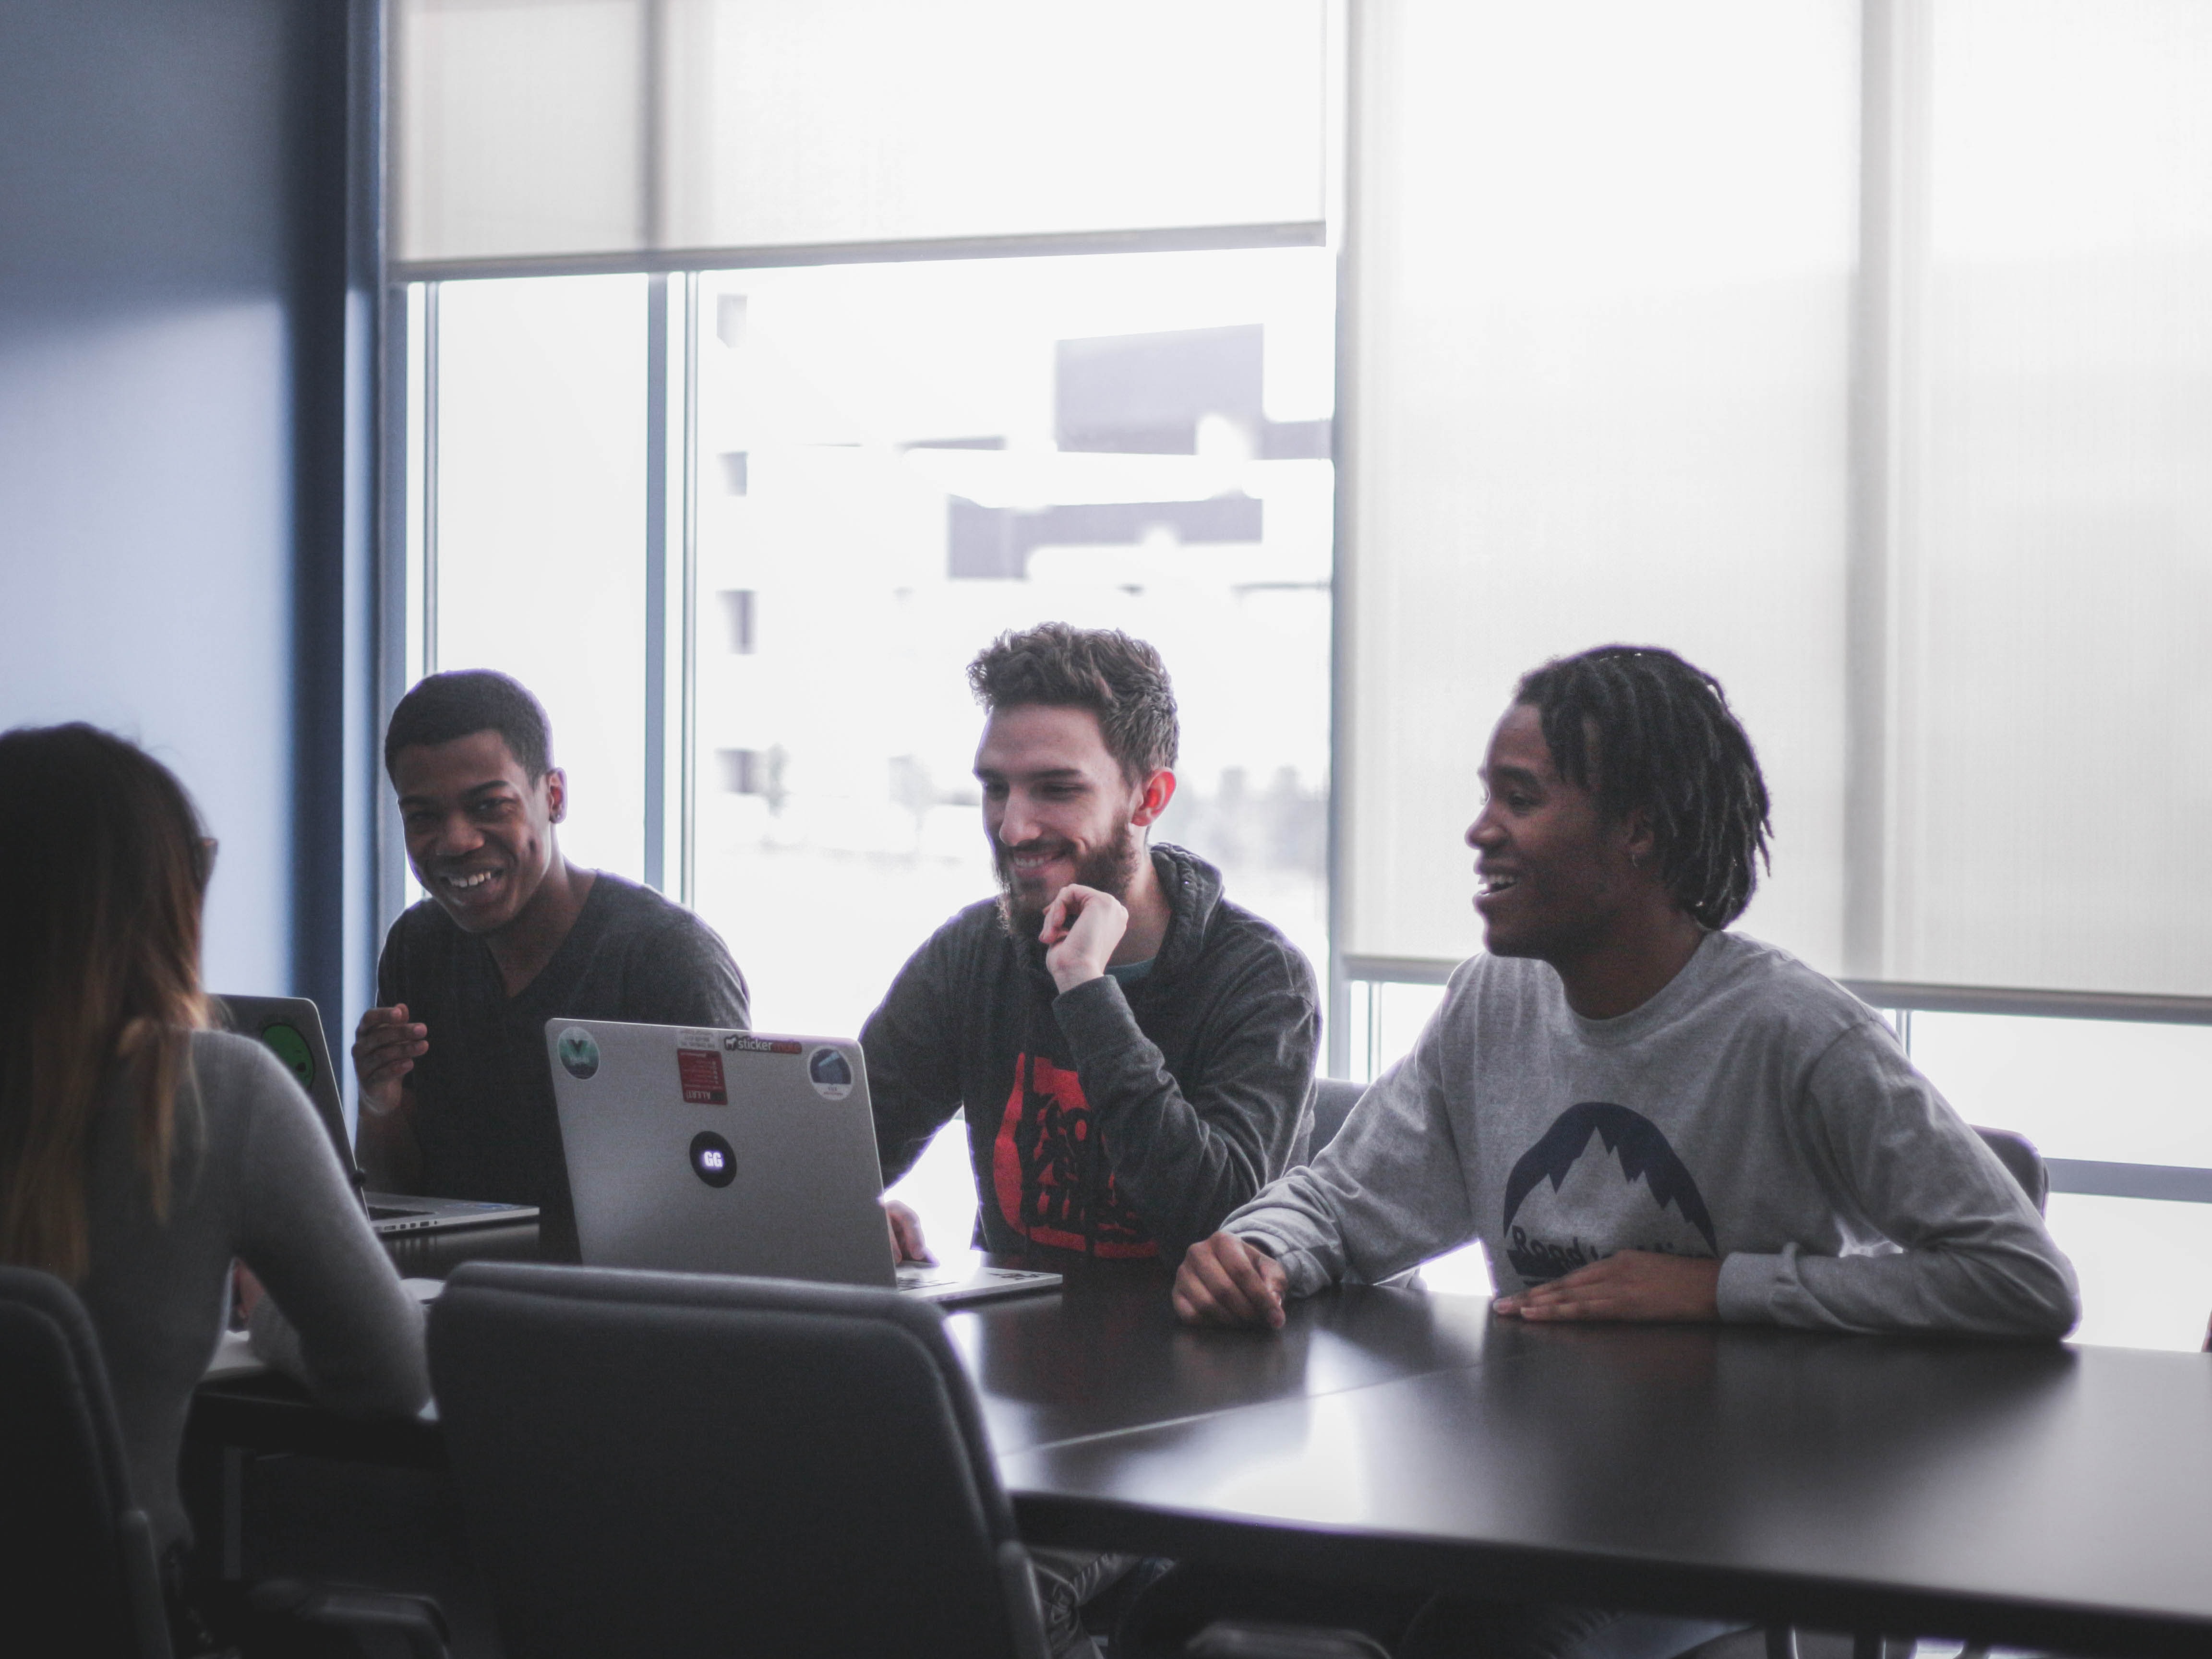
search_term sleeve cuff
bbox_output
[1716,1249,1790,1323]
[1232,1228,1330,1298]
[1050,973,1142,1053]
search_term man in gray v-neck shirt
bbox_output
[354,672,748,1257]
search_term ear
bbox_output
[1129,767,1176,829]
[1619,805,1658,874]
[542,767,568,825]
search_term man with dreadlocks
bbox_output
[1165,644,2079,1655]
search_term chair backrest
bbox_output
[0,1268,173,1659]
[430,1261,1048,1659]
[1309,1077,1367,1159]
[1972,1125,2049,1215]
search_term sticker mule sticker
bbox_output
[724,1034,804,1055]
[678,1047,729,1105]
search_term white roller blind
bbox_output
[397,0,648,264]
[1347,0,2212,1002]
[1344,0,1860,972]
[1879,0,2212,996]
[395,0,1328,265]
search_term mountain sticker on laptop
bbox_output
[555,1027,601,1081]
[807,1047,854,1101]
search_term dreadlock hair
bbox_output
[1513,645,1771,930]
[967,623,1179,782]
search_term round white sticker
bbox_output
[807,1046,854,1100]
[556,1027,601,1081]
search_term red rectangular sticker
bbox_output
[678,1048,728,1105]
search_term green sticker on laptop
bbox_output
[260,1022,315,1089]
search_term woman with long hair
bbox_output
[0,724,427,1598]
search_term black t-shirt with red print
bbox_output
[863,844,1320,1265]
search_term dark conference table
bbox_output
[192,1252,2212,1658]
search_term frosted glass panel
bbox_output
[396,0,1326,264]
[1909,1010,2212,1170]
[431,276,649,881]
[1343,0,1858,970]
[397,0,645,263]
[1883,0,2212,994]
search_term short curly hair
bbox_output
[384,670,553,781]
[1514,645,1772,929]
[967,624,1178,781]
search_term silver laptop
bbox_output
[213,995,539,1238]
[544,1017,1060,1310]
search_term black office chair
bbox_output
[428,1259,1052,1659]
[0,1267,452,1659]
[1309,1076,1368,1159]
[1755,1125,2054,1659]
[0,1266,175,1659]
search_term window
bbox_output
[1334,0,2212,1349]
[685,249,1335,1036]
[391,0,2212,1345]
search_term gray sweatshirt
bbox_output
[77,1029,431,1554]
[1226,932,2080,1338]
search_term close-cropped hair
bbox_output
[0,724,211,1281]
[385,669,554,781]
[967,623,1180,781]
[1514,645,1772,930]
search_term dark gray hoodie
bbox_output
[864,843,1320,1265]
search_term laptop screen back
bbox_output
[546,1018,895,1290]
[212,994,357,1180]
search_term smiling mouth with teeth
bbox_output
[442,869,499,891]
[1478,872,1519,896]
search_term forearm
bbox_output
[1718,1237,2080,1337]
[244,1072,432,1416]
[1779,1029,2081,1338]
[355,1093,422,1191]
[1053,977,1301,1258]
[1227,1046,1477,1297]
[1226,1170,1356,1297]
[860,986,960,1188]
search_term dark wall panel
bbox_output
[0,0,363,1022]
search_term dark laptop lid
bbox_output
[210,994,359,1185]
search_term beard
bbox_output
[995,820,1145,937]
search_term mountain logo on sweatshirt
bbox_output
[1501,1102,1718,1285]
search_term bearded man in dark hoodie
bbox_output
[863,622,1320,1658]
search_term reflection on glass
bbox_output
[689,248,1336,1045]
